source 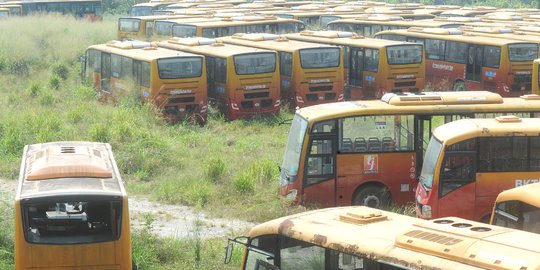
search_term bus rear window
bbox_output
[172,25,197,38]
[158,57,203,79]
[300,48,340,69]
[509,43,538,62]
[119,18,140,33]
[234,53,276,75]
[130,6,151,16]
[386,44,422,65]
[23,199,122,244]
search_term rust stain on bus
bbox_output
[312,234,327,245]
[278,219,296,236]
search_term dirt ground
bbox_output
[0,178,255,239]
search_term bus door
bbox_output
[302,120,337,207]
[133,60,146,102]
[466,45,483,86]
[101,52,111,93]
[414,115,432,176]
[349,47,363,100]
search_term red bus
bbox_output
[375,27,539,96]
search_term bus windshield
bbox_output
[173,25,197,37]
[119,18,140,33]
[234,53,276,75]
[281,115,308,181]
[158,57,203,79]
[299,48,340,69]
[419,137,443,190]
[130,6,152,16]
[509,43,538,62]
[387,44,423,65]
[155,21,174,36]
[22,198,122,244]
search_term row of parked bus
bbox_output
[0,0,102,20]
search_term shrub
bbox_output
[204,157,225,183]
[233,172,255,194]
[51,62,69,80]
[49,74,61,90]
[26,82,41,97]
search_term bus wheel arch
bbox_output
[452,80,467,92]
[351,182,392,209]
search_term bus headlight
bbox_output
[286,189,298,201]
[421,205,432,219]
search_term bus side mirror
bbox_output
[224,236,248,264]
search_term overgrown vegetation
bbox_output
[0,15,300,269]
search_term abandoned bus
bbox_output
[375,28,539,96]
[0,0,102,20]
[286,30,424,100]
[14,141,132,269]
[117,13,210,41]
[417,116,540,222]
[226,206,540,270]
[159,37,280,120]
[279,91,540,208]
[491,182,540,233]
[83,40,208,124]
[219,33,344,108]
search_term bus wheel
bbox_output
[352,185,391,209]
[452,81,467,92]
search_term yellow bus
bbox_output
[15,141,132,270]
[375,28,539,96]
[83,40,208,124]
[164,16,305,39]
[117,13,210,41]
[159,37,280,120]
[277,91,540,209]
[220,33,344,108]
[328,16,465,37]
[439,6,498,17]
[491,182,540,233]
[152,17,224,40]
[225,206,540,270]
[0,7,9,18]
[0,4,21,16]
[286,30,425,100]
[416,116,540,222]
[533,58,540,94]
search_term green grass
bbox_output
[0,14,300,269]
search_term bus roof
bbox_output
[377,28,539,46]
[173,16,303,27]
[295,92,540,123]
[16,142,126,200]
[218,33,339,52]
[159,37,276,57]
[87,40,203,62]
[119,14,196,21]
[249,206,540,269]
[432,116,540,145]
[496,182,540,208]
[286,30,421,49]
[329,17,463,28]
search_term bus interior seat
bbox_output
[341,137,353,152]
[354,138,367,152]
[368,137,381,151]
[382,137,395,151]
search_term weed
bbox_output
[233,172,255,194]
[49,74,61,90]
[26,82,41,97]
[52,62,69,80]
[204,157,226,183]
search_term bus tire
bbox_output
[453,81,467,92]
[352,185,391,209]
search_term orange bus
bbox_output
[15,141,132,270]
[278,91,540,208]
[159,37,280,120]
[491,182,540,233]
[416,116,540,222]
[226,206,540,270]
[83,40,208,124]
[286,30,424,100]
[219,33,344,109]
[117,13,210,41]
[375,27,539,96]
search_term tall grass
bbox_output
[0,14,300,269]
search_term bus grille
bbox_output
[169,97,195,103]
[241,99,273,109]
[511,84,531,92]
[514,74,532,83]
[306,94,318,101]
[394,81,416,87]
[325,93,336,100]
[309,85,333,92]
[245,92,269,99]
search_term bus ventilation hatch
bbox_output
[339,210,387,225]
